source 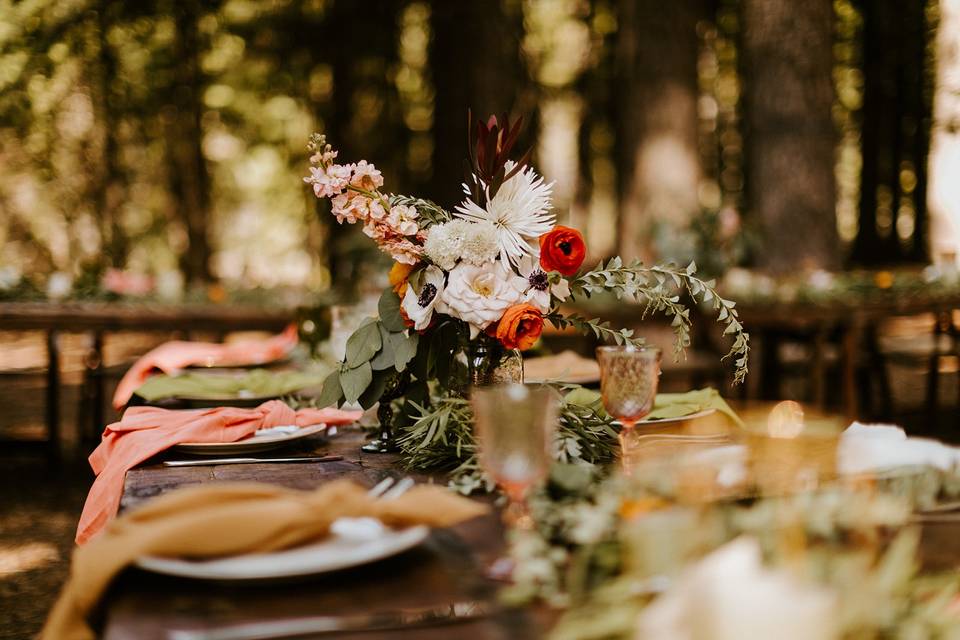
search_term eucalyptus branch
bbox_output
[387,194,453,229]
[546,313,644,349]
[570,258,750,385]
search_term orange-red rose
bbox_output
[491,304,544,351]
[539,226,586,276]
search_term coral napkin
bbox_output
[112,324,299,409]
[46,480,487,640]
[76,400,362,545]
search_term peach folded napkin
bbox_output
[76,400,362,545]
[112,324,299,409]
[46,480,487,640]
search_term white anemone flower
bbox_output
[454,161,555,267]
[516,255,571,313]
[401,266,445,331]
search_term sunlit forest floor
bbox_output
[0,327,958,639]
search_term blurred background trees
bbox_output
[0,0,952,293]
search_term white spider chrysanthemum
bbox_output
[454,161,555,267]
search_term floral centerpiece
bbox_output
[305,113,750,475]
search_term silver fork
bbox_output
[365,475,416,500]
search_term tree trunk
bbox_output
[929,0,960,263]
[168,0,212,285]
[741,0,840,273]
[614,0,708,262]
[324,0,404,297]
[430,0,526,209]
[96,3,126,268]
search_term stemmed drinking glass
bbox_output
[471,384,559,530]
[596,345,662,470]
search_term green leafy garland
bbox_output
[505,465,960,639]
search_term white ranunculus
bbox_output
[435,262,525,337]
[516,255,570,313]
[401,265,445,331]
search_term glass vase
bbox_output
[467,335,524,387]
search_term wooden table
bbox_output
[102,429,545,640]
[100,428,960,639]
[577,294,960,422]
[0,302,295,459]
[736,296,960,422]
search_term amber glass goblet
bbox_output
[596,345,662,469]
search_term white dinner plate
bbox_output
[135,523,430,581]
[638,408,717,426]
[173,423,330,455]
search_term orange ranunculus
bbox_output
[492,304,543,351]
[389,261,416,297]
[539,226,586,276]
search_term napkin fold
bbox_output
[838,422,960,475]
[564,387,744,429]
[112,325,299,409]
[133,368,328,403]
[76,400,362,545]
[646,388,745,428]
[46,480,488,640]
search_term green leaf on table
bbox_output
[358,369,390,410]
[379,288,407,332]
[316,370,344,408]
[370,323,397,371]
[564,387,603,412]
[340,362,373,404]
[345,319,382,368]
[390,331,419,372]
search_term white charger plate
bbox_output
[173,423,330,455]
[135,524,430,581]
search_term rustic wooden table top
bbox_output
[102,428,960,640]
[0,301,294,332]
[104,429,545,640]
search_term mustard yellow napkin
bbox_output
[43,480,487,640]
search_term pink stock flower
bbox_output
[331,193,372,224]
[381,236,422,265]
[387,204,419,236]
[306,163,352,199]
[369,199,388,220]
[350,160,383,191]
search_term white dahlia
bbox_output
[423,220,464,270]
[460,220,499,266]
[435,262,526,337]
[423,219,499,270]
[454,161,555,267]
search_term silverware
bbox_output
[166,600,490,640]
[366,475,415,500]
[163,455,344,467]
